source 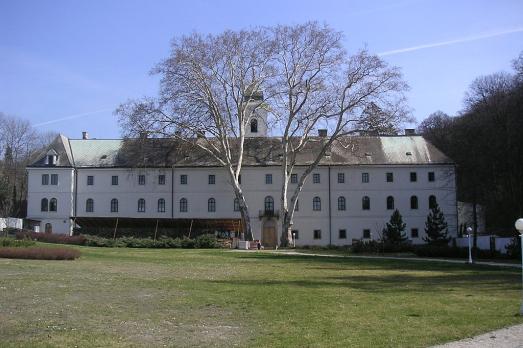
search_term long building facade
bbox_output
[26,130,457,246]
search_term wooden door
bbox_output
[262,227,276,248]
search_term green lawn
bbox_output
[0,246,522,347]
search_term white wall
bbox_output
[26,164,457,244]
[26,168,75,234]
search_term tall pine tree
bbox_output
[424,202,450,245]
[383,209,408,244]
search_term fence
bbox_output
[455,235,513,254]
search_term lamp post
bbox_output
[292,232,296,248]
[466,226,473,264]
[515,218,523,315]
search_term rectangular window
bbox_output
[50,174,58,185]
[410,172,417,182]
[362,172,369,183]
[428,172,435,182]
[112,176,118,186]
[292,230,299,240]
[386,172,393,182]
[290,173,298,184]
[180,174,187,185]
[337,172,345,184]
[42,174,49,185]
[208,174,215,185]
[138,175,145,185]
[87,175,94,186]
[265,174,272,184]
[313,229,322,240]
[339,229,347,239]
[363,229,371,239]
[313,173,320,184]
[411,228,419,238]
[158,174,165,185]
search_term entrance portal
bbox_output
[262,219,277,248]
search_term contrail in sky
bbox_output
[33,108,114,127]
[378,27,523,56]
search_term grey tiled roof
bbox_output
[28,135,453,168]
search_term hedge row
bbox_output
[0,237,35,248]
[83,234,217,249]
[0,247,81,260]
[16,231,86,245]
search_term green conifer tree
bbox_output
[424,202,451,245]
[383,209,408,244]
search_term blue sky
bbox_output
[1,0,522,139]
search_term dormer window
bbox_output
[250,118,258,133]
[45,149,58,166]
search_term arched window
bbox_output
[208,198,216,212]
[41,198,48,212]
[264,196,274,213]
[338,196,346,211]
[250,118,258,133]
[180,198,188,212]
[386,196,394,210]
[313,196,321,211]
[110,199,118,213]
[86,198,94,212]
[137,198,146,212]
[410,196,418,209]
[429,195,437,209]
[158,198,165,213]
[49,198,57,212]
[362,196,370,210]
[233,198,240,212]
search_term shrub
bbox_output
[195,234,217,248]
[505,237,521,259]
[16,231,86,245]
[180,237,196,249]
[0,247,81,260]
[0,237,35,248]
[350,240,413,254]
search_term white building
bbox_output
[26,125,457,247]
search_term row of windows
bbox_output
[65,195,438,214]
[45,171,438,188]
[288,171,435,185]
[41,174,58,185]
[291,228,421,240]
[85,174,167,186]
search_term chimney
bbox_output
[404,128,416,136]
[318,129,327,137]
[196,131,205,139]
[82,131,89,140]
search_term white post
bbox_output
[466,226,473,264]
[292,232,296,248]
[514,218,523,316]
[520,234,523,316]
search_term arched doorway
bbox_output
[262,219,277,248]
[45,223,52,234]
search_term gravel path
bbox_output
[431,324,523,348]
[235,249,521,268]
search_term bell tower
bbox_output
[245,90,267,137]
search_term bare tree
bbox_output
[269,23,410,246]
[117,29,277,240]
[0,113,41,216]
